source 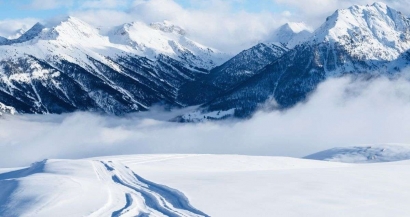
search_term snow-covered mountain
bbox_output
[178,43,287,107]
[271,22,313,48]
[109,20,229,70]
[1,2,410,118]
[0,17,230,115]
[188,2,410,119]
[311,2,410,64]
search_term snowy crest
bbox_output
[109,20,229,69]
[311,2,410,61]
[272,22,313,48]
[38,16,109,47]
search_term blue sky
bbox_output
[0,0,68,19]
[0,0,288,20]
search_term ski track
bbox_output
[0,159,207,217]
[111,193,133,217]
[93,160,208,217]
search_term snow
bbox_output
[310,2,410,61]
[108,20,229,69]
[3,154,410,216]
[0,16,234,114]
[0,158,207,217]
[305,144,410,163]
[271,22,313,48]
[287,22,313,34]
[2,4,410,215]
[0,102,16,115]
[0,17,126,74]
[0,16,229,80]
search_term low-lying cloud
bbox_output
[1,75,410,167]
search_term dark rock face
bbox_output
[201,41,409,118]
[177,43,287,106]
[0,54,206,115]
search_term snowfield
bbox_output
[2,149,410,217]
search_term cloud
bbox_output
[273,0,410,27]
[0,18,39,38]
[1,75,410,167]
[71,9,132,28]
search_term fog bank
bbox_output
[1,76,410,167]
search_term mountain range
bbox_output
[0,2,409,120]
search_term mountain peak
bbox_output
[38,16,106,44]
[108,21,229,69]
[0,22,45,45]
[371,1,388,9]
[150,20,186,36]
[55,16,96,30]
[31,22,45,30]
[283,22,312,34]
[18,22,45,40]
[271,22,312,48]
[310,2,410,61]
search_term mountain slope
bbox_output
[109,20,229,70]
[194,2,410,118]
[177,43,287,106]
[0,17,227,115]
[2,3,410,118]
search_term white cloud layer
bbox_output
[273,0,410,26]
[1,75,410,167]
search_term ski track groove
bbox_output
[92,160,208,217]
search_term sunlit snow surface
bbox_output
[305,144,410,163]
[2,147,410,217]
